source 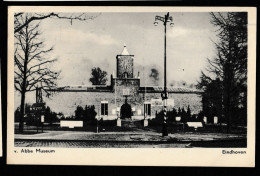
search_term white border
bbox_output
[7,6,256,166]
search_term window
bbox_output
[123,72,128,78]
[144,103,151,116]
[101,101,108,115]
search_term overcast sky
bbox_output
[15,12,218,106]
[39,12,217,86]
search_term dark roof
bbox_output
[48,85,112,92]
[139,86,202,94]
[48,85,202,93]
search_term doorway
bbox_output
[120,102,132,119]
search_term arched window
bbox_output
[123,72,128,78]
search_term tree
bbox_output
[181,107,187,123]
[14,14,60,133]
[14,12,99,34]
[84,105,97,121]
[149,68,160,86]
[197,74,222,122]
[75,105,84,120]
[197,12,247,132]
[187,105,191,120]
[14,107,21,123]
[177,107,182,116]
[167,108,177,122]
[44,106,58,125]
[89,67,108,85]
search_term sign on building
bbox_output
[122,88,130,96]
[137,109,141,115]
[151,98,174,106]
[151,98,163,106]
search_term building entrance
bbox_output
[120,102,132,119]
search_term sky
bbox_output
[15,12,218,106]
[40,12,217,86]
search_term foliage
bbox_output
[15,104,61,125]
[14,107,21,122]
[197,12,248,131]
[150,106,197,126]
[89,67,108,85]
[74,105,97,122]
[149,68,160,86]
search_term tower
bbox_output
[113,43,140,105]
[116,44,134,78]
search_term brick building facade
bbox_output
[47,45,202,119]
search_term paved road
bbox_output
[15,140,189,148]
[15,130,246,141]
[14,129,247,148]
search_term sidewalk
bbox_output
[15,130,246,142]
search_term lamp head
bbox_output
[170,22,174,27]
[154,21,158,26]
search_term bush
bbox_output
[99,119,117,127]
[14,107,21,122]
[75,105,97,122]
[149,105,200,126]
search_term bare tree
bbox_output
[14,12,100,34]
[15,14,60,133]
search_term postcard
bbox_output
[7,6,256,166]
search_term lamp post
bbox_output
[154,12,174,137]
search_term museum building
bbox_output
[47,45,202,119]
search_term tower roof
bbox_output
[121,43,130,55]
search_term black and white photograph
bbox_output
[7,6,256,166]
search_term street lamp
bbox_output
[154,12,174,137]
